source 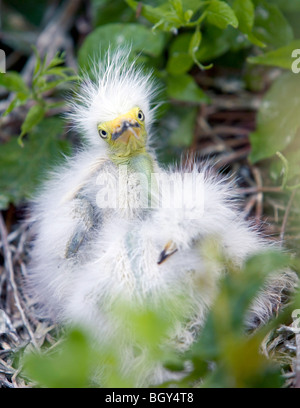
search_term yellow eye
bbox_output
[137,110,145,121]
[99,129,108,139]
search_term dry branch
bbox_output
[0,213,38,349]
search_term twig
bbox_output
[21,0,81,84]
[243,195,257,218]
[237,186,283,195]
[214,146,251,169]
[252,167,263,222]
[212,125,250,136]
[200,125,251,137]
[0,213,38,349]
[280,190,296,247]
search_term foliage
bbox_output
[1,0,300,388]
[2,0,300,207]
[22,248,300,388]
[0,117,71,209]
[1,50,77,144]
[249,73,300,163]
[0,51,76,209]
[78,0,300,169]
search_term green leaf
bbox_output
[78,23,166,71]
[0,72,29,94]
[166,29,202,75]
[188,28,213,70]
[91,0,135,27]
[0,117,71,209]
[24,329,93,388]
[45,53,66,70]
[196,25,240,63]
[167,27,238,74]
[252,1,293,48]
[166,74,209,103]
[38,77,78,93]
[233,0,254,32]
[126,0,182,32]
[248,39,300,70]
[232,0,264,47]
[270,146,300,184]
[223,249,289,332]
[169,107,198,147]
[250,73,300,163]
[184,9,193,22]
[43,67,75,78]
[170,0,183,17]
[189,28,202,56]
[186,246,289,388]
[266,0,300,12]
[2,92,29,117]
[19,104,45,143]
[167,52,194,75]
[182,0,205,13]
[206,0,238,30]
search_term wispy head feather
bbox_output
[67,47,158,148]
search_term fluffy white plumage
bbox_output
[68,49,157,149]
[27,48,297,386]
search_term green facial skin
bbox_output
[98,108,157,207]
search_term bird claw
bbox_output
[157,240,178,265]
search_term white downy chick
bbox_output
[27,48,297,386]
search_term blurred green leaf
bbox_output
[213,249,289,336]
[196,25,242,62]
[232,0,265,47]
[270,143,300,184]
[167,33,194,74]
[206,0,238,30]
[19,104,46,143]
[157,104,198,164]
[233,251,290,327]
[6,0,49,26]
[126,0,183,32]
[22,244,296,388]
[170,0,184,17]
[182,0,205,13]
[250,73,300,163]
[2,92,29,117]
[189,27,201,56]
[168,27,233,69]
[78,23,166,71]
[183,249,290,388]
[233,0,255,32]
[252,0,293,48]
[265,0,300,12]
[91,0,136,27]
[248,39,300,69]
[24,330,93,388]
[169,107,197,147]
[32,51,77,90]
[0,117,71,209]
[188,26,212,70]
[166,52,194,75]
[1,52,76,131]
[0,71,29,94]
[166,73,209,103]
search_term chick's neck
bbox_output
[110,150,156,209]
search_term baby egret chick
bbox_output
[28,49,297,386]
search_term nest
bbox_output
[0,89,299,386]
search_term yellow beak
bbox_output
[111,120,141,143]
